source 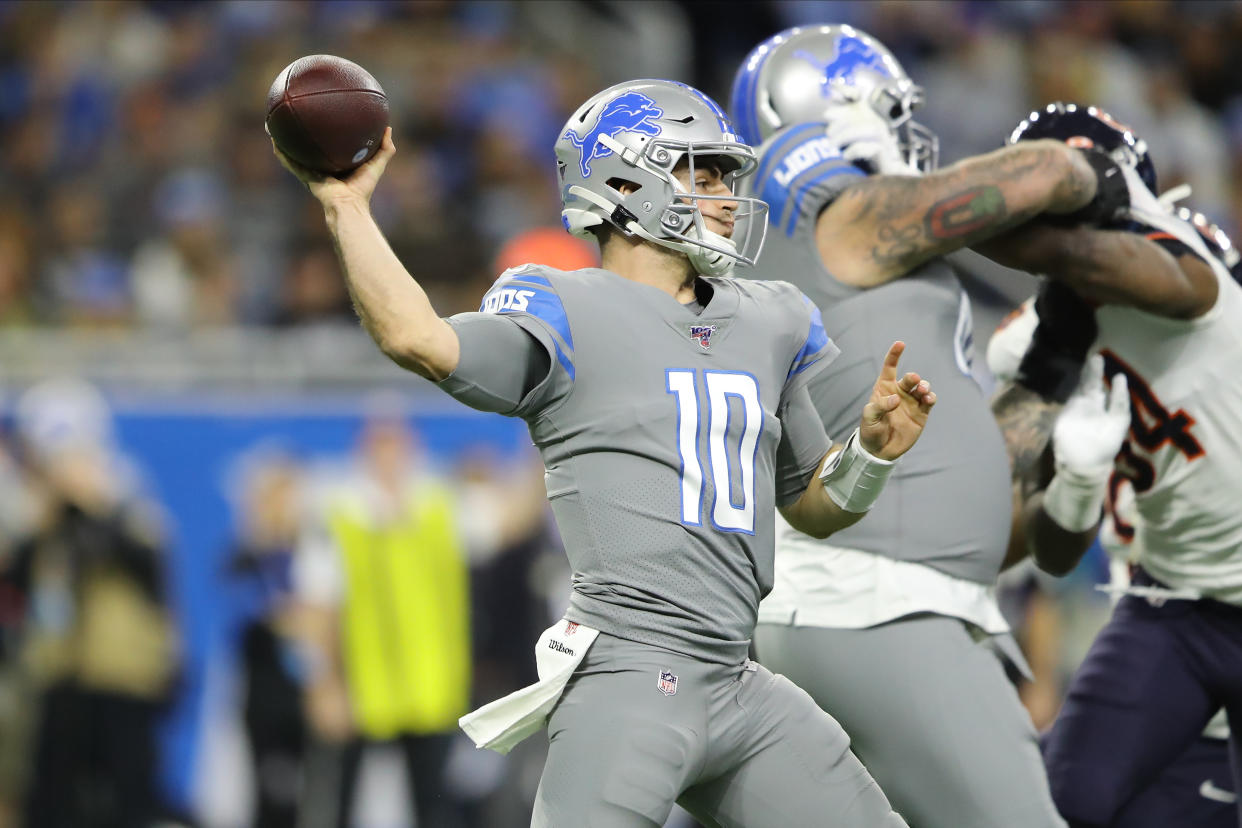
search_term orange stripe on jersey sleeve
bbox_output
[1145,232,1178,242]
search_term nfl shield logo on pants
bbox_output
[657,670,678,696]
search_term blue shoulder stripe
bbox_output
[479,275,575,380]
[787,295,831,380]
[754,123,823,195]
[781,164,865,237]
[754,128,864,235]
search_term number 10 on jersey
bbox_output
[666,369,764,534]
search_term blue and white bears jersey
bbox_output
[446,265,838,663]
[737,124,1013,586]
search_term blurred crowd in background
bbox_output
[1,1,1242,826]
[3,0,1242,328]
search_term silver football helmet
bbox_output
[555,79,767,277]
[730,24,937,171]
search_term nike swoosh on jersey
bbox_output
[1198,779,1237,804]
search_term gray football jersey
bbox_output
[444,265,838,663]
[738,124,1011,584]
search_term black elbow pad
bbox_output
[1015,280,1098,403]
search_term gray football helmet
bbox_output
[730,24,937,171]
[555,79,767,277]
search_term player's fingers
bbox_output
[921,390,937,413]
[1107,374,1129,416]
[879,341,905,382]
[863,394,900,424]
[357,127,396,177]
[376,126,396,158]
[898,372,922,395]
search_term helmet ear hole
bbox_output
[607,177,641,195]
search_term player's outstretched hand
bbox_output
[1052,354,1130,477]
[858,341,936,461]
[272,126,396,208]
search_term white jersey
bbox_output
[1095,213,1242,606]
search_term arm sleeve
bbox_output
[752,123,868,240]
[782,292,841,400]
[774,384,832,507]
[437,313,555,416]
[438,269,576,418]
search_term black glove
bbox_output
[1015,279,1098,403]
[1047,148,1129,228]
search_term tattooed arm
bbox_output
[815,139,1097,288]
[991,382,1060,570]
[992,382,1059,500]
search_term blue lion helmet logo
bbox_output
[564,91,664,178]
[794,36,892,96]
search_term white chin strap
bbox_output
[566,185,741,277]
[682,225,739,277]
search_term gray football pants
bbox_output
[532,631,907,827]
[754,614,1066,828]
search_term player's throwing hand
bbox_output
[272,126,396,209]
[859,341,936,461]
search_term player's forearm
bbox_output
[990,382,1060,497]
[1023,492,1097,577]
[779,462,868,539]
[323,198,460,380]
[818,140,1095,286]
[978,227,1216,319]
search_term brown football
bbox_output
[265,55,389,175]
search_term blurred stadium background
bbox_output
[1,1,1241,826]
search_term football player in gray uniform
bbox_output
[729,25,1129,828]
[273,79,934,826]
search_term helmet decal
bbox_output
[563,91,664,178]
[794,37,894,96]
[729,25,937,170]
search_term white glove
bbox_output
[1043,354,1130,532]
[822,101,914,176]
[1053,354,1131,479]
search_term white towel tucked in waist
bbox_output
[459,618,599,754]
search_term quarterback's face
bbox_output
[674,158,737,238]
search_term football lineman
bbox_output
[729,24,1132,828]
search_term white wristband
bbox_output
[1042,465,1109,533]
[819,428,896,513]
